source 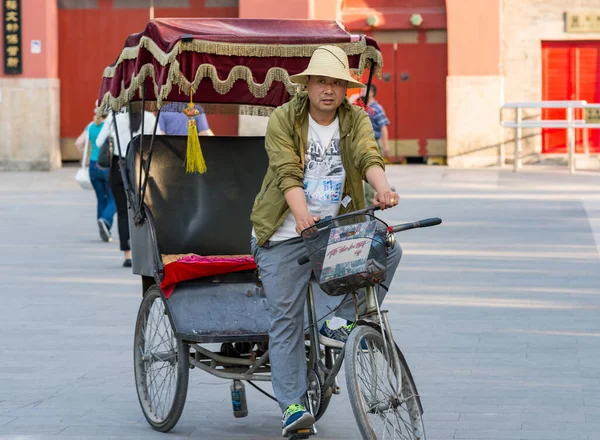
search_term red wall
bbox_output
[58,0,239,139]
[342,0,446,31]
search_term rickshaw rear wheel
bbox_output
[134,285,189,432]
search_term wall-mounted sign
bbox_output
[31,40,41,54]
[585,107,600,123]
[3,0,22,74]
[566,11,600,33]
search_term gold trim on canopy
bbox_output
[97,36,383,114]
[101,36,375,78]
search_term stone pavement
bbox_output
[0,165,599,440]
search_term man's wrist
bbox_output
[293,210,311,221]
[374,186,391,194]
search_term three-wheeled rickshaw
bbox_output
[96,17,441,440]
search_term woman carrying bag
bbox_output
[96,111,161,267]
[75,112,116,242]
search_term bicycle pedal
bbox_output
[289,428,313,439]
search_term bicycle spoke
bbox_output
[149,363,172,418]
[356,340,397,405]
[147,301,162,350]
[148,307,170,352]
[393,407,414,439]
[357,343,387,399]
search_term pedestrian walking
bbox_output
[74,111,116,242]
[96,111,161,267]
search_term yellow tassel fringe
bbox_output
[183,100,207,174]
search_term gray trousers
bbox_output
[251,236,402,412]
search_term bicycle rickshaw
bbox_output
[96,18,441,440]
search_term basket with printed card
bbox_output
[300,214,389,296]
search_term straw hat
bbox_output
[289,45,365,89]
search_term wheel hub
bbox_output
[306,369,322,415]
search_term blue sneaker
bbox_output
[281,404,315,437]
[320,320,369,350]
[319,320,355,347]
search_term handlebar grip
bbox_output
[297,255,310,265]
[392,217,442,233]
[417,217,442,228]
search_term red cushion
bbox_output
[160,254,256,298]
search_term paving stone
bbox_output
[2,167,600,438]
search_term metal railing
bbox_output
[500,101,600,173]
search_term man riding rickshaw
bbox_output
[96,17,440,439]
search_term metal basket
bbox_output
[301,214,389,296]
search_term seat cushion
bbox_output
[160,254,257,298]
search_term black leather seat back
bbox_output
[127,135,268,256]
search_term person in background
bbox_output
[96,111,161,268]
[75,111,116,243]
[361,84,390,157]
[361,84,391,204]
[159,103,214,136]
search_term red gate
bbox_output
[542,41,600,154]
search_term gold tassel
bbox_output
[183,96,206,174]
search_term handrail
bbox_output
[502,101,587,109]
[500,101,600,173]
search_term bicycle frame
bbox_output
[184,280,383,386]
[184,209,441,407]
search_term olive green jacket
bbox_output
[250,92,384,246]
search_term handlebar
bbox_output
[294,205,381,265]
[391,217,442,233]
[294,211,442,266]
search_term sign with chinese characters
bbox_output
[566,11,600,33]
[320,221,377,284]
[585,107,600,124]
[3,0,22,74]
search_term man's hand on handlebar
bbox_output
[295,214,321,235]
[373,189,399,210]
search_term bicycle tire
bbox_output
[134,286,189,432]
[345,325,425,440]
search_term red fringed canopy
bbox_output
[97,18,382,115]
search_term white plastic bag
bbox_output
[75,133,93,190]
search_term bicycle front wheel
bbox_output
[345,325,425,440]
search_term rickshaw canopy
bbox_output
[97,18,383,115]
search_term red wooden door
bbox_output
[359,32,447,161]
[395,32,447,158]
[542,41,600,154]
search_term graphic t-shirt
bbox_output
[270,114,345,241]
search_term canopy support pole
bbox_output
[112,109,123,159]
[136,109,162,225]
[363,63,375,106]
[137,90,147,214]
